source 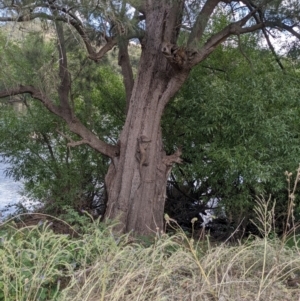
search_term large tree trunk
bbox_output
[104,54,188,235]
[104,4,189,235]
[0,0,298,236]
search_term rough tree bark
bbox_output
[0,0,299,235]
[104,2,189,234]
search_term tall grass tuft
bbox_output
[60,205,300,301]
[1,168,300,300]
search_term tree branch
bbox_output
[41,133,58,165]
[0,12,54,22]
[265,21,300,40]
[118,40,134,113]
[188,0,221,47]
[263,28,285,70]
[0,86,119,158]
[0,85,61,115]
[56,129,88,147]
[54,19,73,117]
[126,0,146,15]
[242,0,284,70]
[163,148,183,166]
[191,8,262,65]
[0,8,117,63]
[50,8,117,62]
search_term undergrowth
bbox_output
[1,168,300,300]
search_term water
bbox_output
[0,160,24,217]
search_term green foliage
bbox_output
[0,31,126,214]
[0,101,108,213]
[0,217,125,301]
[0,221,75,300]
[285,235,300,248]
[0,29,56,94]
[163,45,300,223]
[1,6,300,234]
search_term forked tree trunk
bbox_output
[0,0,297,236]
[104,4,189,235]
[104,54,188,235]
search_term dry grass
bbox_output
[1,209,300,301]
[2,168,300,301]
[59,168,300,301]
[58,224,300,301]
